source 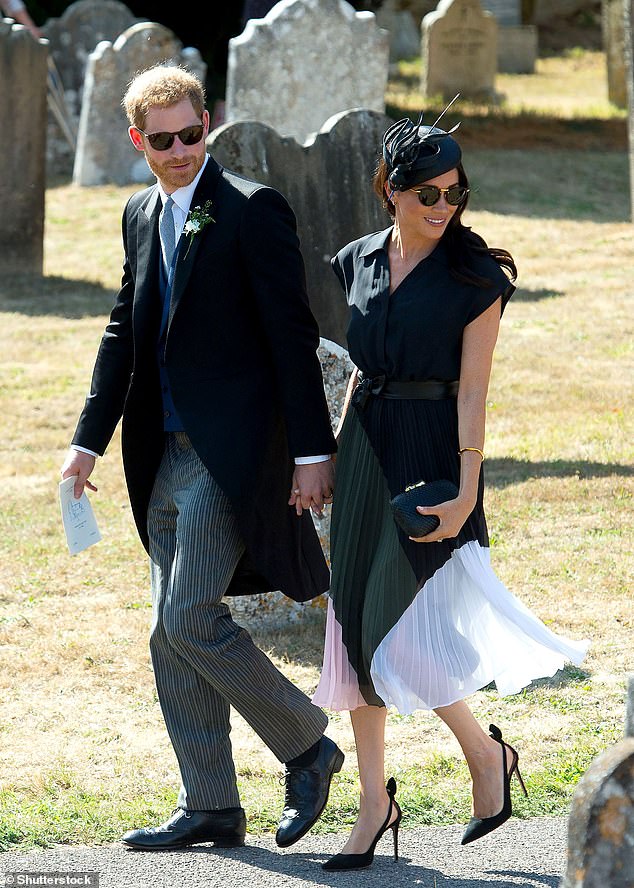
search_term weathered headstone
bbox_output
[73,23,206,187]
[225,0,389,144]
[0,20,47,275]
[495,23,538,73]
[42,0,138,118]
[375,0,421,61]
[209,108,393,346]
[626,0,634,221]
[42,0,140,176]
[561,676,634,887]
[481,0,538,73]
[421,0,498,100]
[602,0,627,109]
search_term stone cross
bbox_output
[0,19,47,275]
[209,108,394,346]
[421,0,498,100]
[225,0,389,144]
[72,22,206,187]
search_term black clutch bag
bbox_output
[390,479,459,538]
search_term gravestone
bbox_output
[209,108,393,346]
[0,19,47,275]
[73,23,206,187]
[42,0,138,119]
[602,0,627,109]
[375,0,421,61]
[481,0,538,73]
[561,676,634,887]
[225,0,389,144]
[626,0,634,221]
[42,0,139,176]
[421,0,498,100]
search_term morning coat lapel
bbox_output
[166,156,223,335]
[133,186,162,334]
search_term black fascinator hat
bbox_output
[383,95,462,192]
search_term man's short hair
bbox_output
[122,65,206,130]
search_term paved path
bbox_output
[1,816,568,888]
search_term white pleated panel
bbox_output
[370,541,590,714]
[312,598,367,711]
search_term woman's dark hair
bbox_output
[373,156,517,288]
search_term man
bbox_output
[60,65,342,851]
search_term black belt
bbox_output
[352,375,459,409]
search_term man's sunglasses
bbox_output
[138,124,205,151]
[411,184,470,207]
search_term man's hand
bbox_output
[60,449,98,500]
[288,460,335,517]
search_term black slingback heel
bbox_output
[322,777,402,870]
[461,724,528,846]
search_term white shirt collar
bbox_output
[157,153,209,216]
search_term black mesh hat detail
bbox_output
[383,96,462,191]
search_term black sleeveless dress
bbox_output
[313,229,588,713]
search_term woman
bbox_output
[312,113,589,870]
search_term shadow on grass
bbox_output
[0,274,114,318]
[486,457,634,488]
[512,287,563,302]
[483,664,591,696]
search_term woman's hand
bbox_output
[409,495,475,543]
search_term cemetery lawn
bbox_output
[1,144,633,848]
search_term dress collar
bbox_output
[359,226,449,266]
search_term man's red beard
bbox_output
[145,149,205,191]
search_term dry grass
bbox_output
[389,50,624,121]
[0,61,633,846]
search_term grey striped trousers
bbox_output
[147,432,328,810]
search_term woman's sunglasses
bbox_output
[138,124,205,151]
[411,184,470,207]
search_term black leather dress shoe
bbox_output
[275,736,344,848]
[121,807,246,850]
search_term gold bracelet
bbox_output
[459,447,485,461]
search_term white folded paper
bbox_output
[59,476,102,555]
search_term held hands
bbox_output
[288,459,335,518]
[60,449,97,500]
[410,494,475,543]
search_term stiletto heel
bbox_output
[461,724,528,846]
[391,819,399,860]
[322,777,402,870]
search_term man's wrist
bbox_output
[71,445,99,458]
[294,454,330,465]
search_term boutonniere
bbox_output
[183,200,215,258]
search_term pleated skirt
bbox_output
[312,399,589,714]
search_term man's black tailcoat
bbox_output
[73,157,336,601]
